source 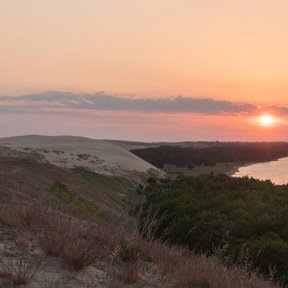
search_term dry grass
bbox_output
[118,236,145,263]
[0,255,42,286]
[117,263,140,284]
[30,274,63,288]
[0,193,282,287]
[137,206,173,242]
[0,199,48,230]
[0,200,122,271]
[40,215,122,271]
[148,242,280,288]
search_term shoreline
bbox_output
[164,162,254,178]
[225,162,253,177]
[228,157,287,177]
[164,157,287,178]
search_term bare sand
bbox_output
[0,135,164,177]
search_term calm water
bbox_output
[232,157,288,185]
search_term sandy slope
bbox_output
[0,135,163,177]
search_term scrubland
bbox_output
[0,186,280,287]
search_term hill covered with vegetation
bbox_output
[138,174,288,284]
[0,145,281,287]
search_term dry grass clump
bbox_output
[118,236,146,263]
[148,242,280,288]
[0,200,48,229]
[0,206,23,228]
[41,215,122,271]
[117,263,140,284]
[42,219,100,271]
[0,255,42,286]
[0,199,122,271]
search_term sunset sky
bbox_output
[1,1,288,141]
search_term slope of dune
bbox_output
[0,157,124,220]
[0,135,163,177]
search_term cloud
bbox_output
[0,91,263,116]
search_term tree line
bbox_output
[132,142,288,168]
[137,174,288,284]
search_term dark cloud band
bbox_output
[0,91,282,115]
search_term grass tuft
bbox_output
[41,215,121,271]
[117,264,139,284]
[0,255,42,286]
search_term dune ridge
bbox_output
[0,135,163,177]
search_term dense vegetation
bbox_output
[132,142,288,168]
[138,174,288,284]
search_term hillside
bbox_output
[138,174,288,284]
[0,151,131,220]
[0,141,282,288]
[0,135,163,178]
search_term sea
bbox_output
[232,157,288,185]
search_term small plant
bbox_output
[42,216,119,271]
[52,150,64,154]
[117,264,139,284]
[0,205,23,228]
[137,206,172,242]
[62,233,100,271]
[119,237,142,263]
[77,153,90,160]
[0,255,42,286]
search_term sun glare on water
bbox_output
[259,114,275,127]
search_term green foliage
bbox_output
[138,174,288,284]
[71,167,140,208]
[50,181,98,215]
[132,142,288,168]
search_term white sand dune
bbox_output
[0,135,163,177]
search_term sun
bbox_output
[259,114,275,127]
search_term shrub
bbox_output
[119,237,142,263]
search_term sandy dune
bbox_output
[0,135,163,177]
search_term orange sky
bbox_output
[2,1,288,104]
[0,109,286,142]
[1,1,288,140]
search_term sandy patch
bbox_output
[0,135,163,177]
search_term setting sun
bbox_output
[259,114,275,127]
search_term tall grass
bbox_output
[41,216,121,271]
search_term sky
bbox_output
[1,0,288,141]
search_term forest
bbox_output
[131,142,288,168]
[138,174,288,284]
